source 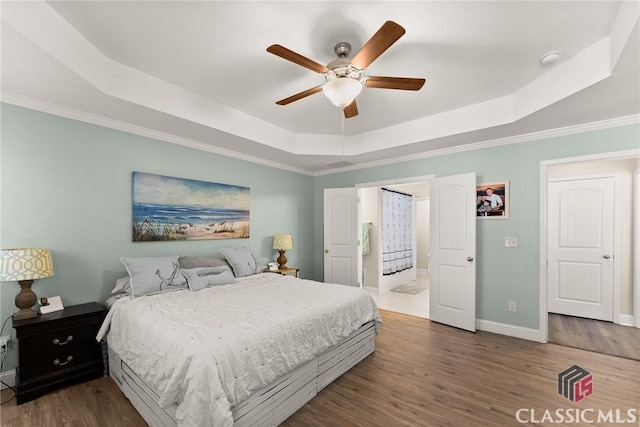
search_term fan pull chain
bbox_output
[341,111,345,156]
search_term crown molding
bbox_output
[313,115,640,176]
[0,92,312,176]
[2,92,637,178]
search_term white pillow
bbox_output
[121,255,188,297]
[182,267,237,291]
[220,246,262,277]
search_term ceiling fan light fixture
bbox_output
[268,21,424,118]
[322,77,362,108]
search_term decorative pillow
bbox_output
[182,266,237,291]
[220,246,262,278]
[121,255,188,298]
[178,256,230,270]
[111,276,132,295]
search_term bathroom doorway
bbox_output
[360,180,431,319]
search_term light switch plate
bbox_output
[505,236,518,248]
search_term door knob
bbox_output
[467,257,474,262]
[603,254,611,259]
[324,249,329,253]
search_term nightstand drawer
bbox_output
[19,343,102,381]
[23,323,98,357]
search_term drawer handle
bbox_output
[53,335,73,345]
[53,356,73,366]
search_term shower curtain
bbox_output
[381,188,413,275]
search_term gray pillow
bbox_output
[121,255,188,298]
[182,267,237,291]
[178,256,230,269]
[220,246,262,277]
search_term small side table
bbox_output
[265,267,300,278]
[12,302,106,404]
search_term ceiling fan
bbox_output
[267,21,426,119]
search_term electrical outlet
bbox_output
[0,335,10,352]
[508,301,517,312]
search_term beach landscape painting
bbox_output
[132,172,250,241]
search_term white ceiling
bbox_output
[2,1,639,174]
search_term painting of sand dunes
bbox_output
[132,172,250,241]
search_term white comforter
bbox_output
[97,273,381,427]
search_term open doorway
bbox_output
[359,180,431,319]
[325,172,476,330]
[541,151,640,359]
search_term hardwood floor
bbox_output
[2,310,639,426]
[0,374,146,427]
[548,313,640,361]
[284,311,640,426]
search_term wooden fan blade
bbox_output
[267,44,328,74]
[351,21,406,70]
[364,76,426,91]
[344,100,359,118]
[275,86,323,105]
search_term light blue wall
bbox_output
[1,102,638,373]
[313,124,640,330]
[0,104,315,370]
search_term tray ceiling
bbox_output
[1,1,638,173]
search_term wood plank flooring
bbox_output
[548,313,640,361]
[2,310,639,426]
[0,374,146,427]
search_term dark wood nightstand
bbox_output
[264,267,300,278]
[12,302,106,405]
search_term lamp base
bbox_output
[277,250,288,270]
[14,279,38,320]
[13,309,37,321]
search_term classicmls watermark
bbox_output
[558,365,593,403]
[515,365,638,424]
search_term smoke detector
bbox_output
[540,50,561,66]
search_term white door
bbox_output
[635,169,640,328]
[324,188,360,286]
[430,173,477,332]
[548,176,616,321]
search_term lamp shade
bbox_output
[272,234,292,250]
[0,248,54,281]
[322,77,363,108]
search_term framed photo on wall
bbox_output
[476,181,509,219]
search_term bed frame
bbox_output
[108,321,376,426]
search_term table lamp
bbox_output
[0,248,54,320]
[272,234,292,270]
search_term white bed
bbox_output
[98,272,381,427]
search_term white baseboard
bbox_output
[619,314,635,327]
[417,269,429,275]
[476,319,540,342]
[1,369,16,390]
